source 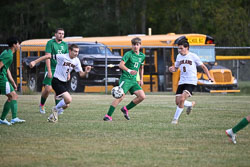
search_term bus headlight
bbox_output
[198,79,214,85]
[83,59,94,66]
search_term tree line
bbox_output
[0,0,249,46]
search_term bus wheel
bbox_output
[68,72,85,92]
[28,73,37,92]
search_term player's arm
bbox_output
[119,61,137,75]
[79,66,91,78]
[7,68,17,90]
[138,64,144,86]
[29,54,51,68]
[0,61,4,70]
[45,53,53,78]
[200,64,214,82]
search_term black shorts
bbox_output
[52,77,68,96]
[176,84,196,96]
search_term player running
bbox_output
[0,37,25,125]
[103,37,146,121]
[169,39,214,124]
[30,44,91,122]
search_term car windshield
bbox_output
[79,46,113,56]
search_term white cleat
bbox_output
[49,107,58,123]
[0,119,12,126]
[10,117,25,124]
[171,119,178,124]
[39,105,46,114]
[226,128,236,144]
[186,101,195,115]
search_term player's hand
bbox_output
[138,80,144,86]
[13,83,17,91]
[130,70,137,75]
[29,61,36,68]
[48,71,52,78]
[85,66,92,73]
[67,73,71,81]
[169,66,176,73]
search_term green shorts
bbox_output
[42,71,55,86]
[119,79,142,95]
[0,80,14,95]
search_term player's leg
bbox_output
[104,95,125,121]
[226,115,250,144]
[0,81,12,125]
[120,83,145,120]
[9,91,25,124]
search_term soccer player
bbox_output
[169,39,214,124]
[39,28,69,114]
[30,44,91,122]
[103,37,146,121]
[226,115,250,144]
[0,37,25,125]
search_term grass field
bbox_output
[0,93,250,167]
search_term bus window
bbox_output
[30,51,38,57]
[189,46,215,63]
[22,52,28,58]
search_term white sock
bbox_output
[173,106,184,120]
[184,100,192,107]
[56,99,66,110]
[58,108,64,115]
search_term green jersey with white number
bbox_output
[45,39,68,72]
[0,49,13,81]
[121,50,145,81]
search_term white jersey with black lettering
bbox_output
[175,52,203,85]
[53,53,83,82]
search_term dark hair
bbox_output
[56,28,64,33]
[69,44,79,51]
[177,39,189,48]
[131,37,141,45]
[6,37,20,47]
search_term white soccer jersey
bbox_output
[53,53,83,82]
[175,52,203,85]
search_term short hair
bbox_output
[55,28,64,33]
[69,44,79,51]
[131,37,141,45]
[6,37,20,47]
[178,39,189,48]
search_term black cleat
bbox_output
[121,106,130,120]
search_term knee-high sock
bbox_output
[232,117,249,133]
[126,101,137,110]
[107,105,115,117]
[40,97,47,106]
[1,100,11,120]
[173,106,184,120]
[56,99,66,110]
[11,100,17,119]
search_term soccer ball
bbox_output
[111,86,124,99]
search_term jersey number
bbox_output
[134,62,139,68]
[183,66,186,72]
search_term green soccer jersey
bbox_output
[45,39,69,71]
[121,50,145,80]
[0,49,13,81]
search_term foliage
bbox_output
[0,0,249,46]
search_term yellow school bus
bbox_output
[16,33,239,93]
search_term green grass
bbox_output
[0,94,250,167]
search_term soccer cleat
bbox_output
[186,101,195,115]
[121,106,130,120]
[0,119,12,126]
[10,117,26,124]
[103,115,112,121]
[39,105,46,114]
[226,129,236,144]
[51,107,58,122]
[171,119,178,124]
[58,108,64,115]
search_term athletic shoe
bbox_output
[186,101,195,115]
[48,113,57,123]
[226,128,236,144]
[121,106,130,120]
[58,108,64,115]
[10,117,26,124]
[0,119,12,126]
[39,105,46,114]
[171,119,178,124]
[52,107,58,121]
[103,115,112,121]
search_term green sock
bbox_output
[40,97,47,106]
[55,99,60,105]
[11,100,17,119]
[232,117,249,133]
[126,101,137,110]
[107,105,115,117]
[1,101,11,120]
